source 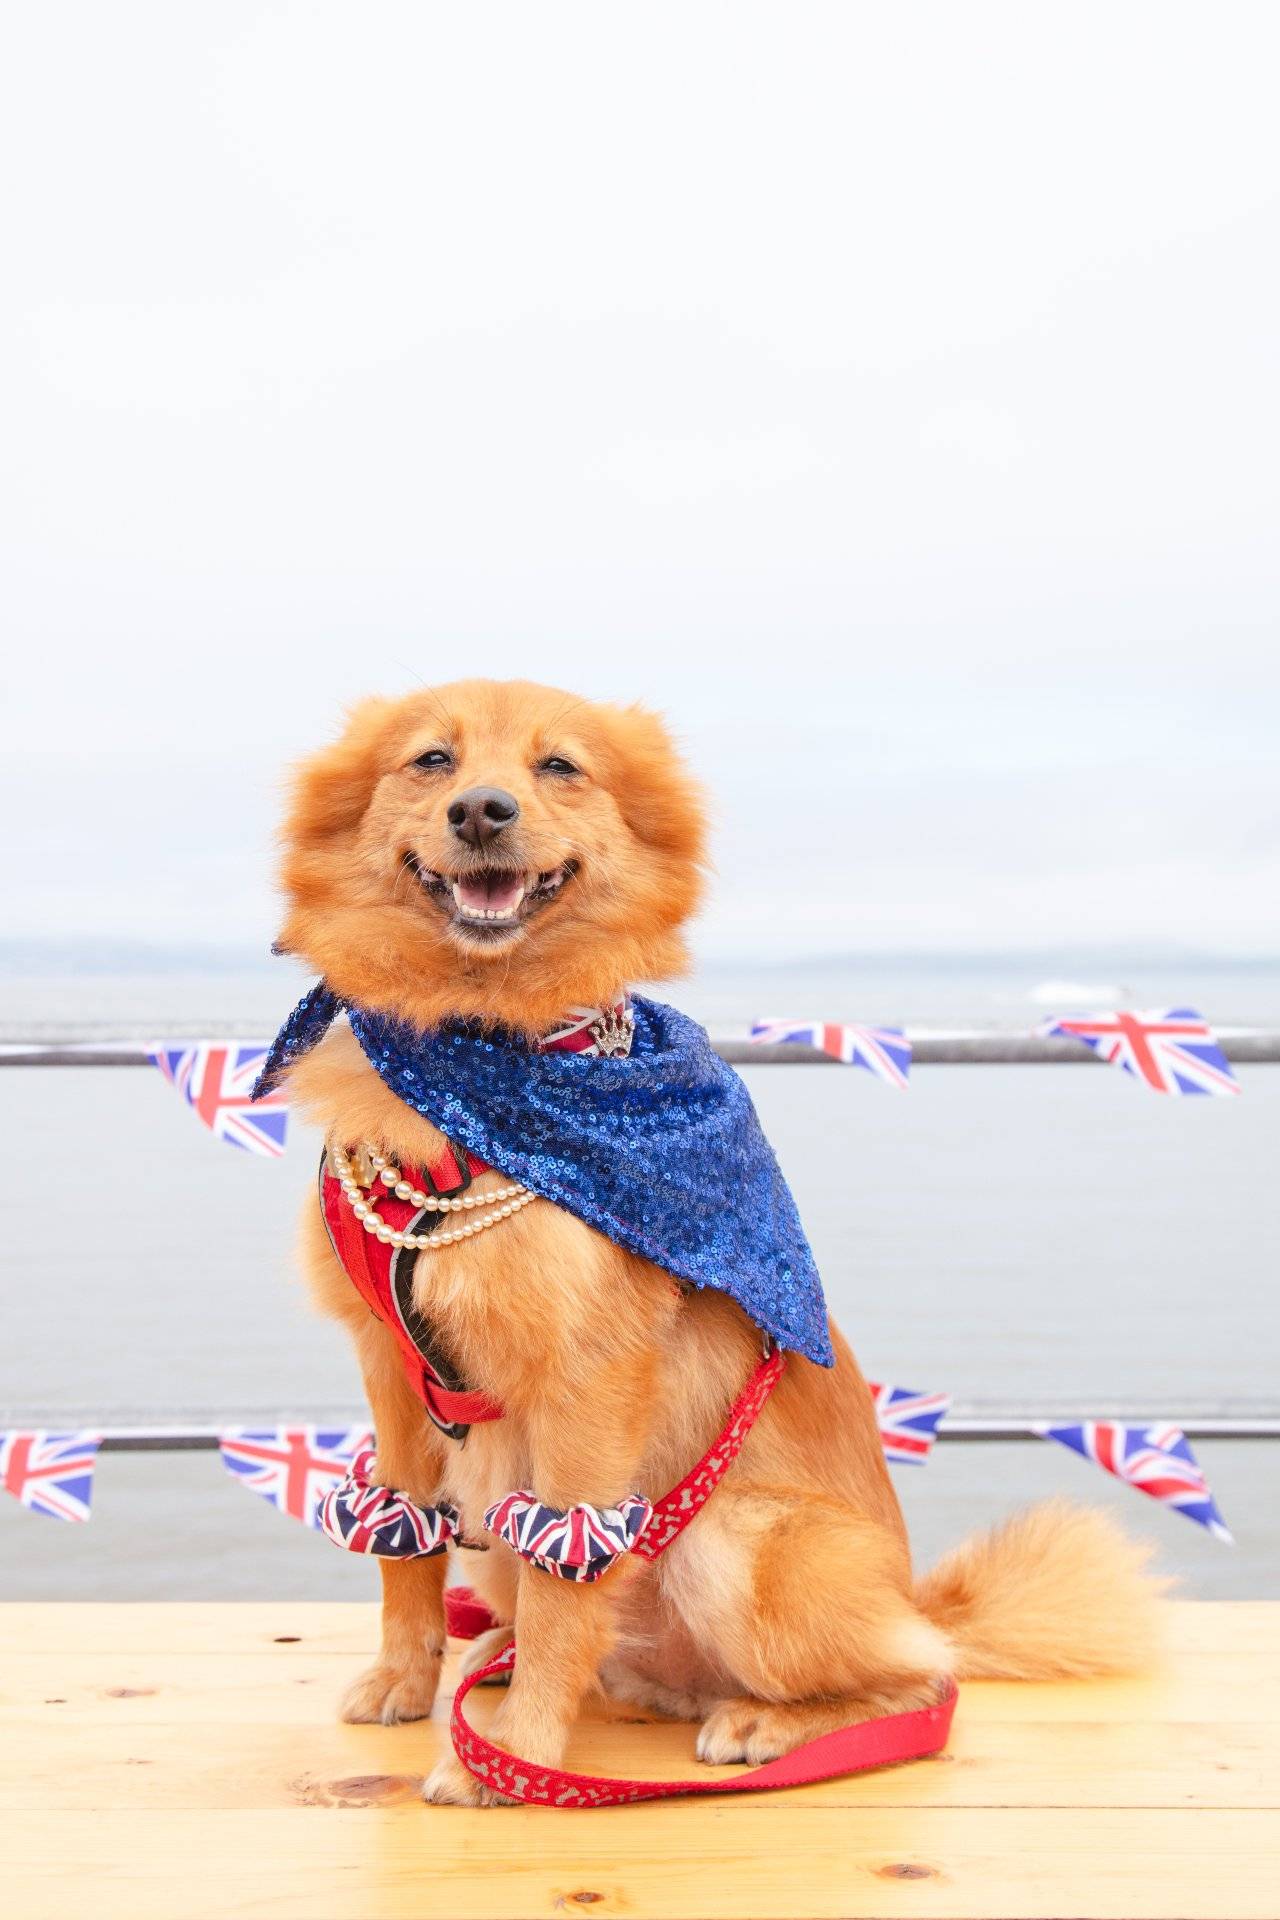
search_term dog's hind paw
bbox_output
[341,1658,440,1726]
[696,1698,782,1764]
[697,1679,950,1765]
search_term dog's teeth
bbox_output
[450,879,524,925]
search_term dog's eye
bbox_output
[538,756,580,777]
[412,749,453,771]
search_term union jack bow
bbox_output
[0,1430,101,1523]
[750,1020,911,1088]
[1037,1008,1239,1097]
[218,1426,371,1527]
[318,1450,458,1557]
[150,1042,291,1154]
[867,1384,951,1464]
[1035,1421,1232,1542]
[484,1489,654,1581]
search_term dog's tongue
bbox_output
[456,870,525,913]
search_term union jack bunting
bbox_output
[484,1489,654,1582]
[318,1449,459,1557]
[750,1020,911,1088]
[218,1427,371,1528]
[0,1430,101,1523]
[1035,1421,1232,1543]
[867,1384,951,1464]
[1037,1009,1239,1097]
[150,1042,291,1154]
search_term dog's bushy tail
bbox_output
[915,1498,1170,1680]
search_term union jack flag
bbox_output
[0,1430,101,1523]
[1037,1009,1239,1097]
[1035,1421,1232,1542]
[218,1427,371,1527]
[867,1384,951,1464]
[318,1449,458,1558]
[750,1020,911,1088]
[484,1488,654,1582]
[149,1042,291,1154]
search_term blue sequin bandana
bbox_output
[255,985,833,1366]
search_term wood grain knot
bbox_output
[295,1773,421,1808]
[878,1862,938,1880]
[106,1687,156,1698]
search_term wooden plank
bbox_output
[0,1600,384,1654]
[7,1807,1279,1920]
[1,1712,1274,1812]
[3,1598,1273,1655]
[6,1649,1279,1726]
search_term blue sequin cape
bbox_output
[255,985,833,1366]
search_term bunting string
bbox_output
[143,1007,1242,1159]
[0,1401,1233,1545]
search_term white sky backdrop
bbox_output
[2,3,1277,961]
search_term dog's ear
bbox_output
[282,697,399,850]
[594,703,709,867]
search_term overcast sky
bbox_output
[3,3,1278,962]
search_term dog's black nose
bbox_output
[447,786,521,848]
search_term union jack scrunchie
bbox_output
[483,1488,654,1582]
[318,1449,460,1558]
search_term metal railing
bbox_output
[4,1031,1280,1067]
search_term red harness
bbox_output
[318,1000,633,1437]
[319,1142,506,1439]
[319,1016,959,1801]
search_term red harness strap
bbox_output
[633,1343,784,1557]
[319,1147,504,1437]
[443,1345,958,1804]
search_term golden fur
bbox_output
[276,679,1166,1806]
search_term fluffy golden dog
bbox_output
[277,678,1162,1807]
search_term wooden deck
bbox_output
[2,1602,1276,1920]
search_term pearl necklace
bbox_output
[329,1140,538,1251]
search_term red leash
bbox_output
[445,1593,957,1807]
[440,1345,958,1805]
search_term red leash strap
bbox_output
[444,1586,501,1641]
[448,1637,957,1807]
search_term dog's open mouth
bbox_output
[403,854,576,942]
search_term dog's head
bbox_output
[276,680,708,1032]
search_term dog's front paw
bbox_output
[341,1658,440,1726]
[422,1755,513,1807]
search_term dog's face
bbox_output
[277,680,707,1031]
